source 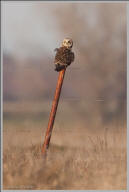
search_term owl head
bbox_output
[62,38,73,49]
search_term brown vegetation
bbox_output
[3,102,126,190]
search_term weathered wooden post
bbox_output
[41,69,66,155]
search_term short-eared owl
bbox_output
[54,38,74,72]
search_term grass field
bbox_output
[3,101,127,190]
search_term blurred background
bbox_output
[2,2,127,190]
[3,2,126,139]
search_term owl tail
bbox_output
[55,64,66,72]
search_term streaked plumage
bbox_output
[54,38,74,72]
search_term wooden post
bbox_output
[41,69,66,155]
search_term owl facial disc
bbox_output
[62,38,73,49]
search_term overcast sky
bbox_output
[2,1,62,59]
[2,2,126,61]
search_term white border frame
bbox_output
[1,1,128,192]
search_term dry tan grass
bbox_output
[3,122,126,190]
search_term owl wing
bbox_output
[54,48,59,52]
[54,47,67,66]
[70,51,75,63]
[66,51,74,66]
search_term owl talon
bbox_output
[55,64,66,72]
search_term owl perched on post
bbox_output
[54,38,74,72]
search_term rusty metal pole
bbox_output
[41,69,66,155]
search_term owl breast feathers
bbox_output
[54,47,74,72]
